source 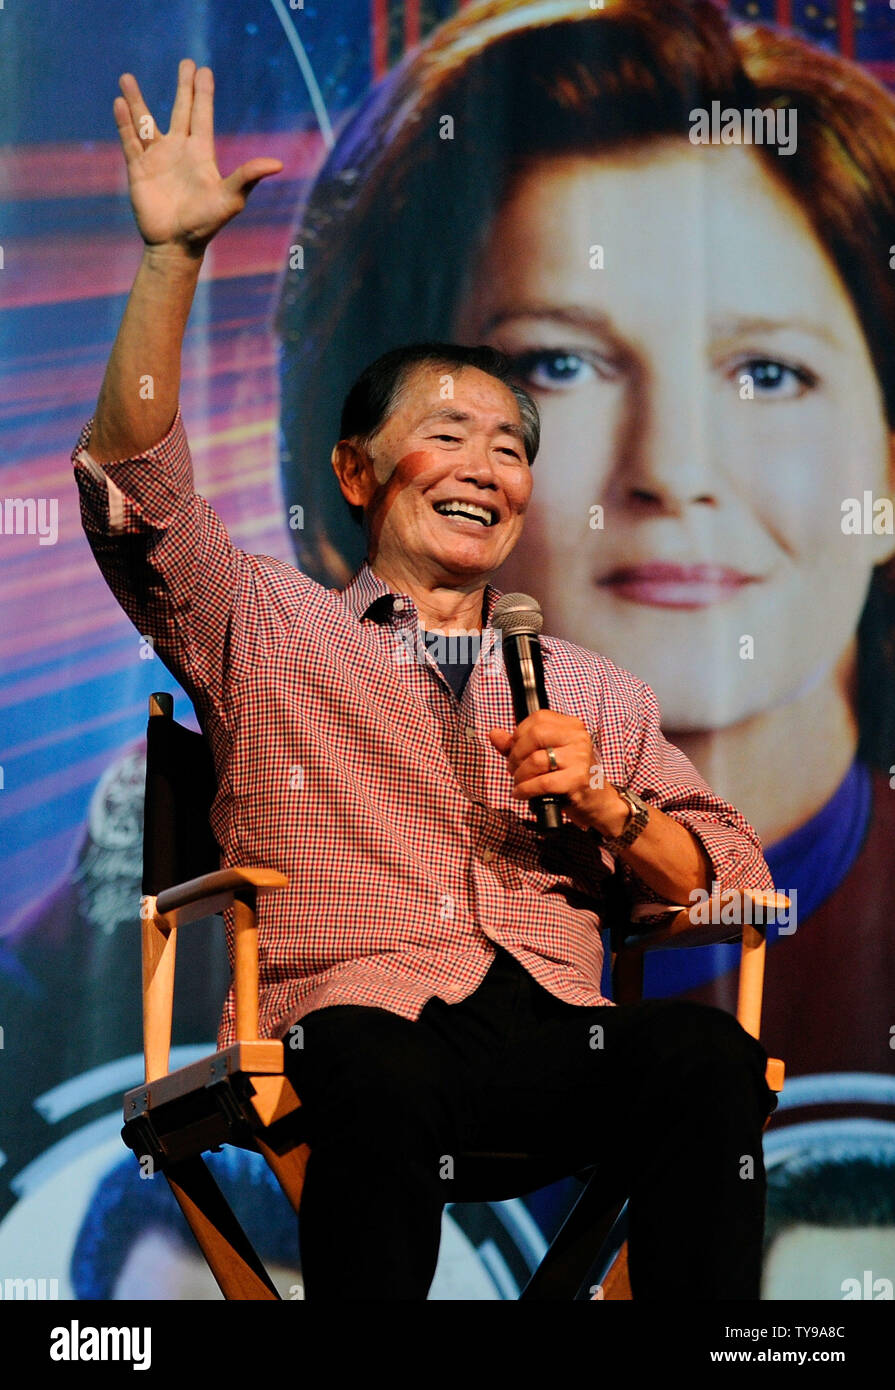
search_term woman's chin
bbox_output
[641,675,805,735]
[554,618,796,729]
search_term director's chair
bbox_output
[122,692,786,1300]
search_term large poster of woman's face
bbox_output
[2,0,894,1300]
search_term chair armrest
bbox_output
[155,867,288,926]
[142,868,289,1083]
[619,890,790,952]
[613,891,789,1052]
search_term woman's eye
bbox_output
[432,434,462,442]
[737,358,817,398]
[507,350,608,391]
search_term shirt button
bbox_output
[465,726,476,741]
[482,848,496,863]
[393,597,405,612]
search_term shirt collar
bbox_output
[338,558,551,654]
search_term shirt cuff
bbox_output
[666,811,775,895]
[72,409,194,534]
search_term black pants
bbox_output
[282,944,777,1300]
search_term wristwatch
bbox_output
[601,786,650,852]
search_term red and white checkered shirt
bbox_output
[73,410,774,1048]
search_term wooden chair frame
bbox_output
[122,694,785,1300]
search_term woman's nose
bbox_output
[619,377,720,514]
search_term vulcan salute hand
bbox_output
[90,59,282,464]
[114,57,283,257]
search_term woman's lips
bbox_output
[599,563,757,609]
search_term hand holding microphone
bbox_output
[487,593,625,837]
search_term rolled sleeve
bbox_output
[73,409,195,536]
[71,410,296,723]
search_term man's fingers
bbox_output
[512,768,577,800]
[168,57,197,136]
[118,72,156,144]
[512,745,562,786]
[509,713,584,770]
[113,95,144,164]
[505,725,556,772]
[189,65,215,144]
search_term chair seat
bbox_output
[122,1043,305,1170]
[123,1044,598,1199]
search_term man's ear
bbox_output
[331,439,372,510]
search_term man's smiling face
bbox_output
[336,363,533,588]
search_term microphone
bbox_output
[491,592,563,834]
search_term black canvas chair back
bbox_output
[143,692,220,897]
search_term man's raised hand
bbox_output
[113,58,283,256]
[88,59,282,462]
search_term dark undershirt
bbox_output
[422,630,477,700]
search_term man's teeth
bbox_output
[433,500,494,526]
